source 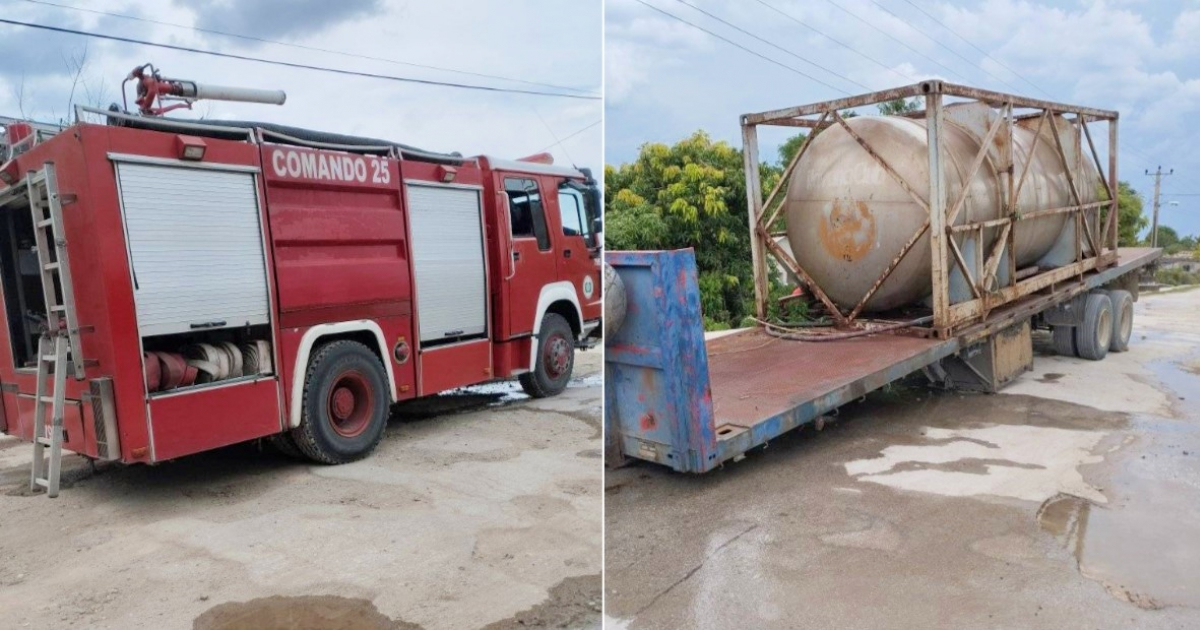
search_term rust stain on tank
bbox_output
[819,198,876,262]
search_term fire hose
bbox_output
[143,340,272,392]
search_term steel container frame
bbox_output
[741,80,1120,337]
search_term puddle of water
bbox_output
[844,424,1108,503]
[479,574,601,629]
[193,595,422,630]
[455,380,531,405]
[569,372,603,389]
[1037,372,1065,383]
[1037,493,1090,561]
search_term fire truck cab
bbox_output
[0,109,601,475]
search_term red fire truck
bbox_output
[0,69,601,496]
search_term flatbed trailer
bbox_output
[604,246,1160,473]
[606,81,1161,473]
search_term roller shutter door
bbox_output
[116,162,270,337]
[406,183,487,343]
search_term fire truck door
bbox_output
[550,187,599,313]
[500,176,556,337]
[406,183,488,343]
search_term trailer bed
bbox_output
[605,247,1160,473]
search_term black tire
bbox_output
[267,433,305,460]
[290,340,390,464]
[519,313,574,398]
[1106,289,1134,352]
[1052,325,1077,357]
[1075,292,1113,361]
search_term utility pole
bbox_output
[1146,166,1173,248]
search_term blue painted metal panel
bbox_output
[605,250,716,472]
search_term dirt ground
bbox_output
[0,350,603,630]
[605,289,1200,629]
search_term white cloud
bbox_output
[605,0,1200,236]
[0,0,602,170]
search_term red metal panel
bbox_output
[492,337,532,378]
[419,339,492,395]
[7,394,86,450]
[261,145,412,325]
[377,315,417,401]
[148,378,281,461]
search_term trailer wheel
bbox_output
[1105,289,1134,352]
[1075,293,1113,361]
[291,340,390,464]
[1052,325,1077,357]
[267,433,304,460]
[519,313,574,398]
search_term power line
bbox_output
[21,0,597,96]
[868,0,1025,94]
[671,0,870,92]
[817,0,968,82]
[632,0,851,95]
[536,119,602,154]
[898,0,1050,98]
[0,19,601,101]
[752,0,916,85]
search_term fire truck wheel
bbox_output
[291,340,390,464]
[519,313,574,398]
[267,433,304,460]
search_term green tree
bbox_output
[1148,225,1189,254]
[1114,181,1148,246]
[606,132,781,328]
[877,97,921,116]
[778,133,807,166]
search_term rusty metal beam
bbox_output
[847,221,930,321]
[940,82,1118,120]
[760,118,835,129]
[927,92,951,330]
[1012,111,1048,205]
[832,110,930,213]
[757,226,849,327]
[1019,199,1108,220]
[947,255,1103,326]
[946,108,1007,226]
[743,83,927,125]
[950,217,1011,233]
[1108,116,1120,250]
[761,110,829,231]
[1049,114,1084,208]
[947,236,983,300]
[981,222,1011,291]
[1081,119,1113,204]
[741,123,770,319]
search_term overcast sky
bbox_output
[607,0,1200,237]
[1,0,601,172]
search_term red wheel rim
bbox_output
[543,333,571,380]
[327,370,373,438]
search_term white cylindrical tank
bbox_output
[784,103,1097,312]
[603,262,627,338]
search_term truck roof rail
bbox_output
[74,105,467,165]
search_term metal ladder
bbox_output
[27,162,84,498]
